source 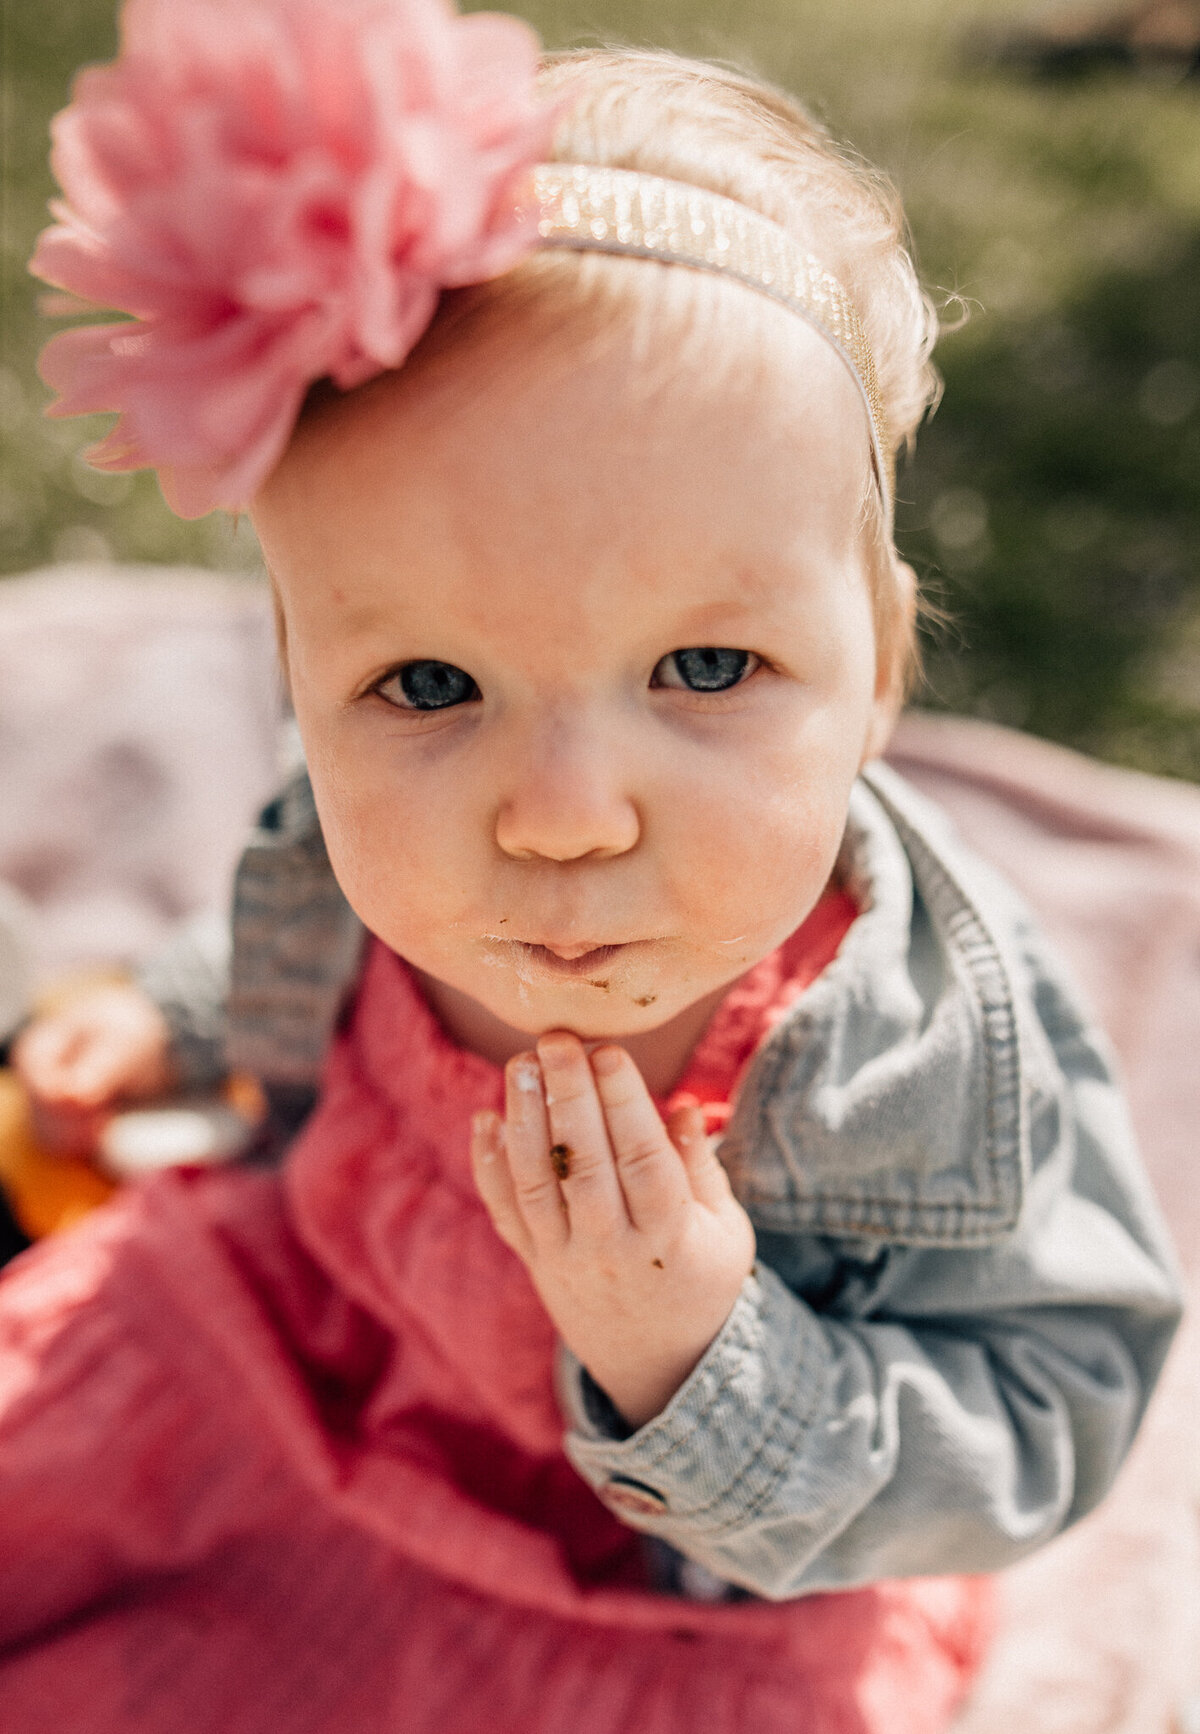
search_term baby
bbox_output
[2,6,1182,1732]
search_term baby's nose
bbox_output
[494,722,641,862]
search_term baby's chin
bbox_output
[409,938,733,1051]
[470,935,725,1027]
[469,975,680,1041]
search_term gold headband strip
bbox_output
[526,163,894,517]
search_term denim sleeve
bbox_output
[136,910,232,1091]
[136,765,362,1100]
[559,932,1183,1599]
[561,1256,1177,1598]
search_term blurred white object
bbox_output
[1176,1695,1200,1734]
[0,566,280,985]
[97,1099,256,1180]
[0,881,34,1044]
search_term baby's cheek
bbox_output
[689,769,844,918]
[303,772,420,940]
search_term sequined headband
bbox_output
[527,164,894,516]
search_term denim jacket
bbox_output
[140,761,1183,1599]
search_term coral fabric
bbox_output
[0,891,991,1733]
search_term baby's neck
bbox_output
[413,970,734,1100]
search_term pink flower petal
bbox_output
[157,382,305,517]
[29,0,553,513]
[38,322,143,417]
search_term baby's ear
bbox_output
[863,558,917,763]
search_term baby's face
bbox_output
[253,302,896,1042]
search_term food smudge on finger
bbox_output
[512,1060,542,1094]
[549,1143,572,1180]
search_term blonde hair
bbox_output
[540,50,940,461]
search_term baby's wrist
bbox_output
[580,1336,715,1431]
[583,1370,681,1433]
[561,1263,752,1430]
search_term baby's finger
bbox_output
[504,1055,568,1251]
[64,1030,132,1106]
[667,1100,733,1210]
[12,1021,79,1099]
[470,1111,533,1262]
[536,1033,626,1239]
[17,1018,122,1108]
[590,1045,690,1230]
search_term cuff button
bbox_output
[602,1476,668,1518]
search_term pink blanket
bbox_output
[0,568,1196,1728]
[890,714,1200,1733]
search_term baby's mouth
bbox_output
[514,941,627,977]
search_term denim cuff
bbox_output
[559,1261,831,1538]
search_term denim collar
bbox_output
[719,764,1025,1247]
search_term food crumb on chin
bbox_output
[634,994,657,1007]
[586,979,610,991]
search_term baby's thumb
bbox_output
[667,1099,732,1209]
[13,1018,78,1100]
[68,1029,134,1106]
[19,1016,124,1108]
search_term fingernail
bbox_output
[590,1045,623,1077]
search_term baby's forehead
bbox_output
[258,304,880,699]
[290,255,874,508]
[262,364,876,695]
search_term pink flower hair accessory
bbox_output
[30,0,554,519]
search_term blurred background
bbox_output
[2,0,1199,775]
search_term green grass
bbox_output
[3,0,1199,773]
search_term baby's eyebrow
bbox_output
[318,592,432,643]
[664,587,791,636]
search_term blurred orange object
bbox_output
[0,1065,267,1241]
[0,1070,116,1241]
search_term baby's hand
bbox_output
[12,983,173,1155]
[471,1032,756,1429]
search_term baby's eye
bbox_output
[376,660,479,711]
[652,647,758,692]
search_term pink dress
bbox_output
[0,894,991,1732]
